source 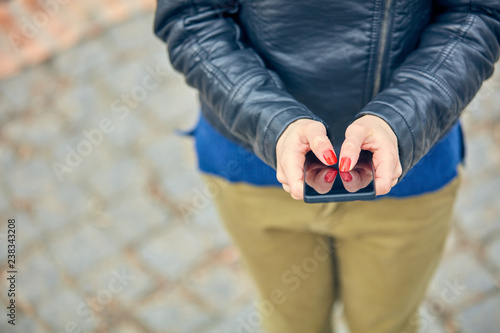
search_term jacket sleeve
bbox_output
[358,0,500,178]
[154,0,324,168]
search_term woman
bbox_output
[154,1,500,332]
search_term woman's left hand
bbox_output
[339,115,402,196]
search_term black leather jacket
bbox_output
[155,0,500,178]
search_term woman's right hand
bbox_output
[276,119,337,200]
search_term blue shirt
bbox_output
[192,115,464,197]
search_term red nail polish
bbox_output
[340,172,352,182]
[323,150,337,165]
[339,157,351,172]
[324,169,337,183]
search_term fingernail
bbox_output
[340,172,352,182]
[339,157,351,172]
[323,150,337,165]
[324,169,337,183]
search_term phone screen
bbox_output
[303,149,376,203]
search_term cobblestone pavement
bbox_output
[0,0,155,79]
[0,11,500,333]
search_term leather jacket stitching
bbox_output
[428,13,476,73]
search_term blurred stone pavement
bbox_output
[1,10,500,333]
[0,0,156,79]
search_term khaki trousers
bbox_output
[204,175,460,333]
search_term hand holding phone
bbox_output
[303,148,376,203]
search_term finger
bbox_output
[372,151,399,195]
[323,168,337,184]
[282,183,291,193]
[341,171,359,193]
[304,164,322,186]
[339,123,367,172]
[310,168,336,194]
[276,162,287,185]
[281,152,306,200]
[391,177,398,188]
[389,163,402,189]
[303,125,336,165]
[394,162,403,179]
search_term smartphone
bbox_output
[303,148,376,203]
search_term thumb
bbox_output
[304,125,337,165]
[339,124,368,172]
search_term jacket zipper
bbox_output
[372,0,394,97]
